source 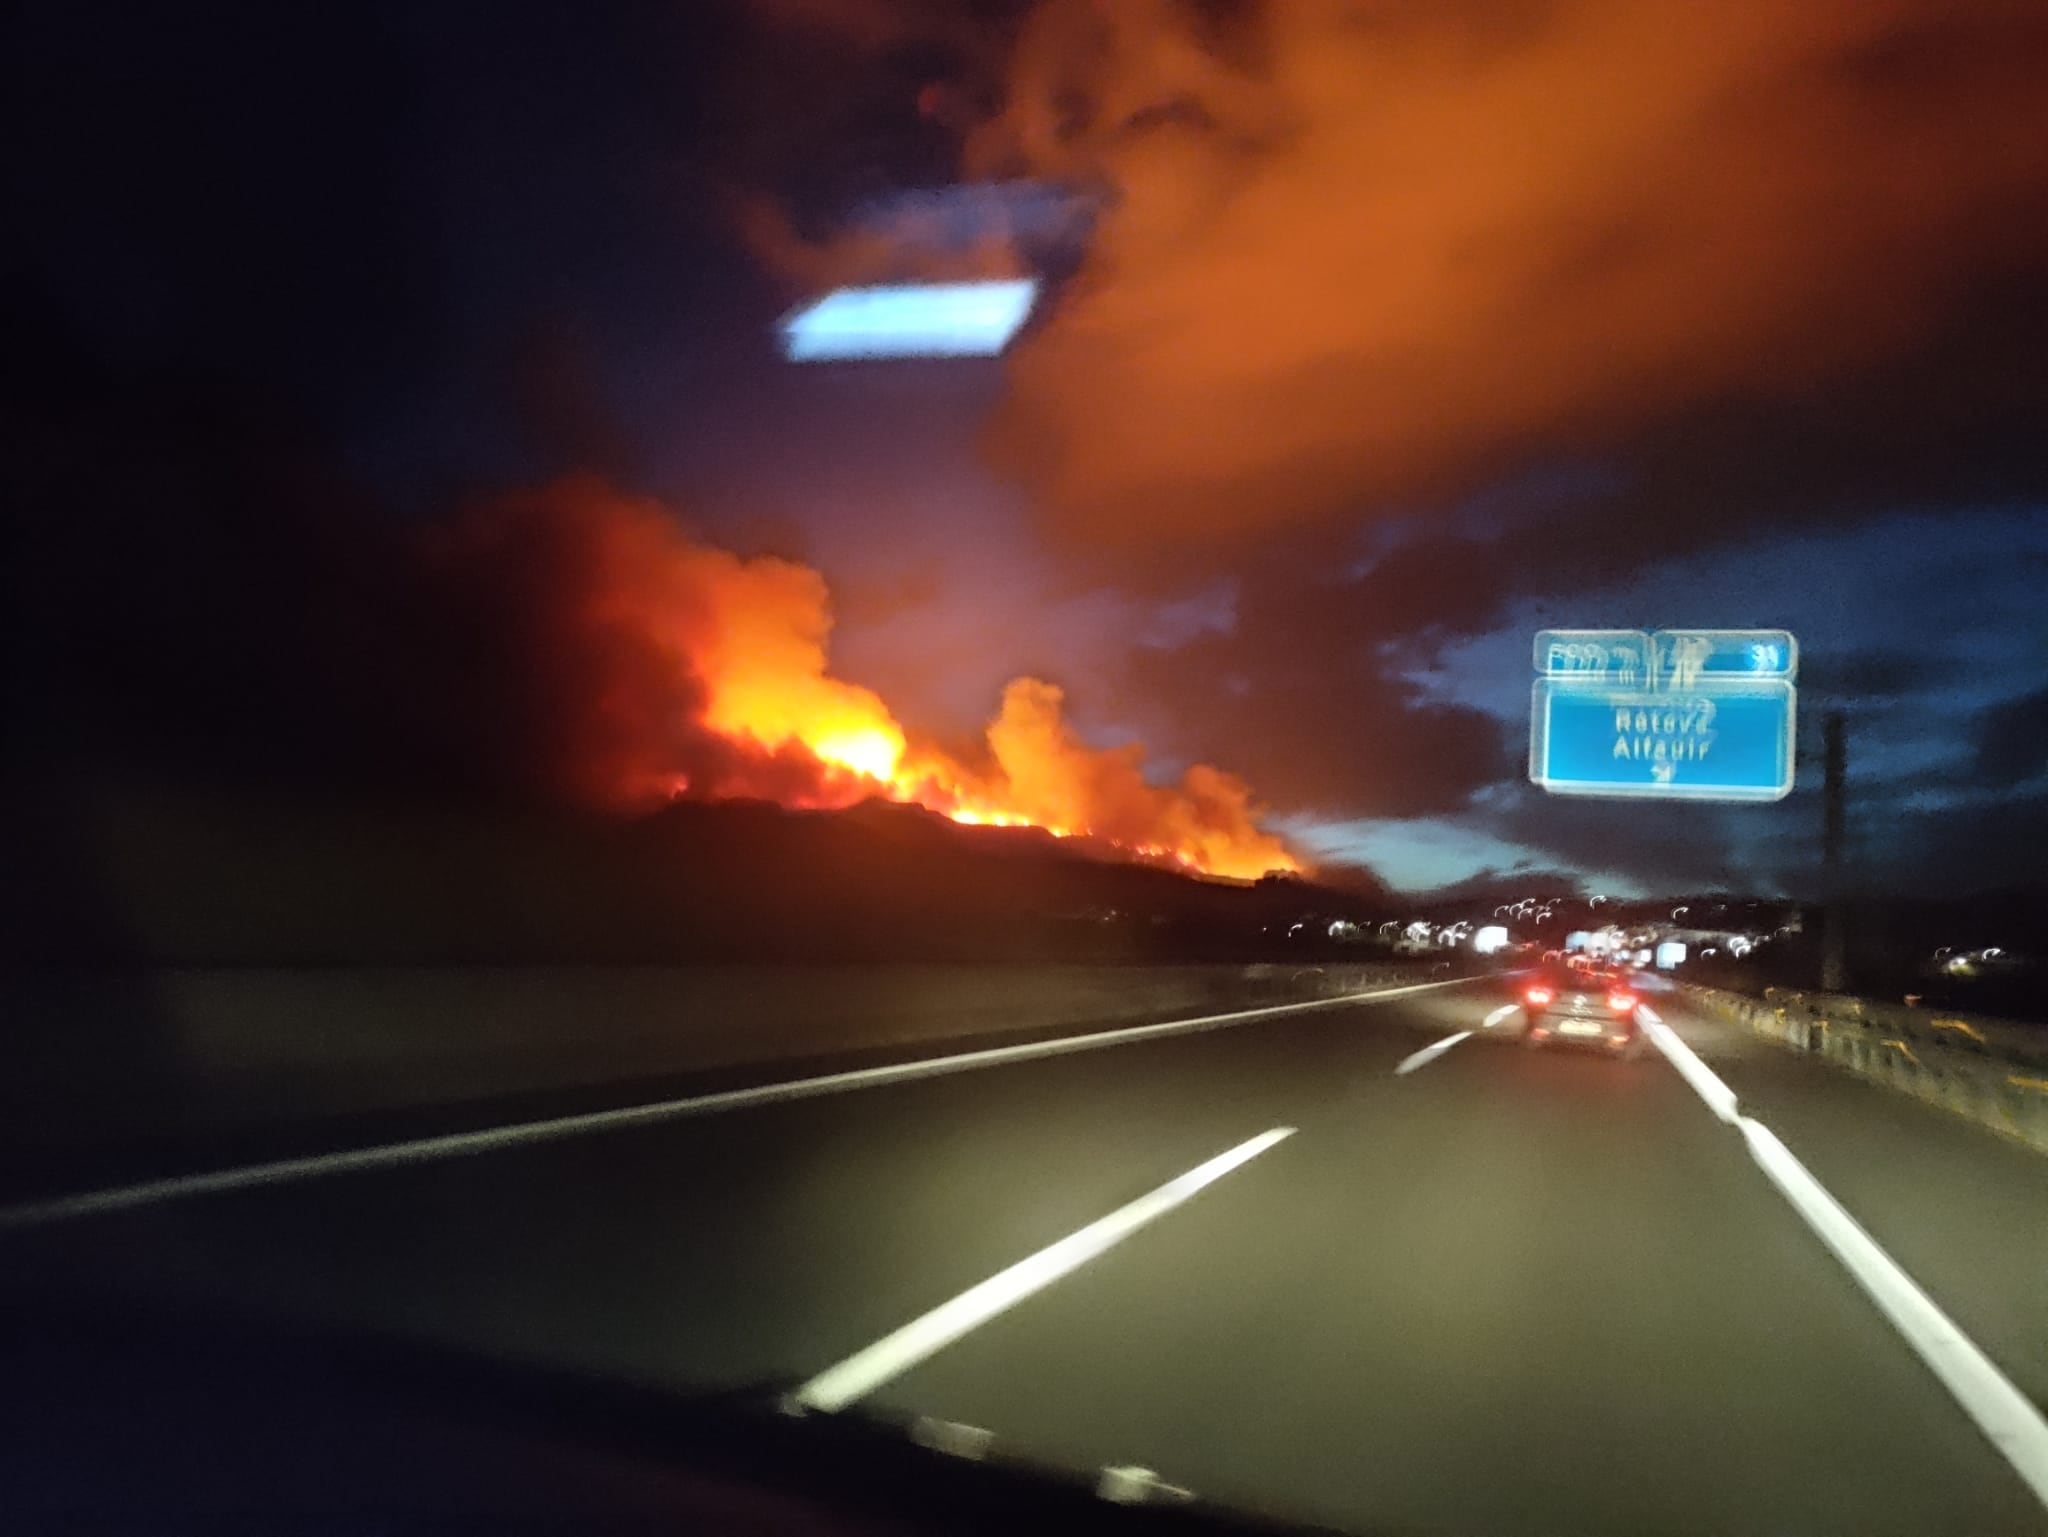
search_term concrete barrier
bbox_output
[1679,981,2048,1156]
[2,960,1460,1160]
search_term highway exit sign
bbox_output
[1529,630,1798,802]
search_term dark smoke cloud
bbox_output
[1114,563,1515,819]
[1128,279,2048,772]
[3,306,1299,875]
[0,314,843,811]
[404,476,860,809]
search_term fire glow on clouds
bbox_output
[439,479,1297,880]
[758,0,2048,547]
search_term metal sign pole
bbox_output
[1821,711,1847,992]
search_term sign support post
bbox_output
[1821,711,1847,992]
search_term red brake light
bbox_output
[1524,986,1553,1005]
[1608,991,1637,1012]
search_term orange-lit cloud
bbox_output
[957,0,2048,547]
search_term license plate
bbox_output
[1559,1022,1604,1036]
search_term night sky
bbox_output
[8,0,2047,897]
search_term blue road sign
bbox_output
[1535,629,1797,687]
[1530,678,1797,801]
[1533,630,1655,686]
[1650,629,1797,682]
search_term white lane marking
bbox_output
[0,978,1471,1231]
[1394,1031,1473,1076]
[787,1127,1296,1414]
[1644,1003,2048,1511]
[1638,1004,1740,1124]
[1481,1004,1518,1030]
[1739,1119,2048,1507]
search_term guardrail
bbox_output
[1,959,1468,1163]
[1679,982,2048,1155]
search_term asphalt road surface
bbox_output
[4,976,2045,1534]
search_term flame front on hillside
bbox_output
[435,478,1297,880]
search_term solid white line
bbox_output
[787,1127,1296,1413]
[1638,1004,1740,1123]
[1480,1003,1519,1030]
[1394,1031,1473,1076]
[0,977,1471,1231]
[1738,1119,2048,1507]
[1644,1003,2048,1511]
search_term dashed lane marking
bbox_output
[1394,1032,1474,1076]
[0,979,1473,1231]
[787,1127,1297,1414]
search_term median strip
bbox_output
[786,1127,1296,1414]
[0,977,1472,1231]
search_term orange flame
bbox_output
[466,480,1298,880]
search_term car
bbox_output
[1519,969,1642,1055]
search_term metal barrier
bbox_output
[1679,982,2048,1155]
[3,960,1460,1158]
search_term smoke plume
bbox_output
[950,0,2048,547]
[419,478,1297,877]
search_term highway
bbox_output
[4,976,2046,1534]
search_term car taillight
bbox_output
[1525,986,1553,1005]
[1608,991,1637,1012]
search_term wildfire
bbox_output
[704,658,1298,882]
[450,479,1299,881]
